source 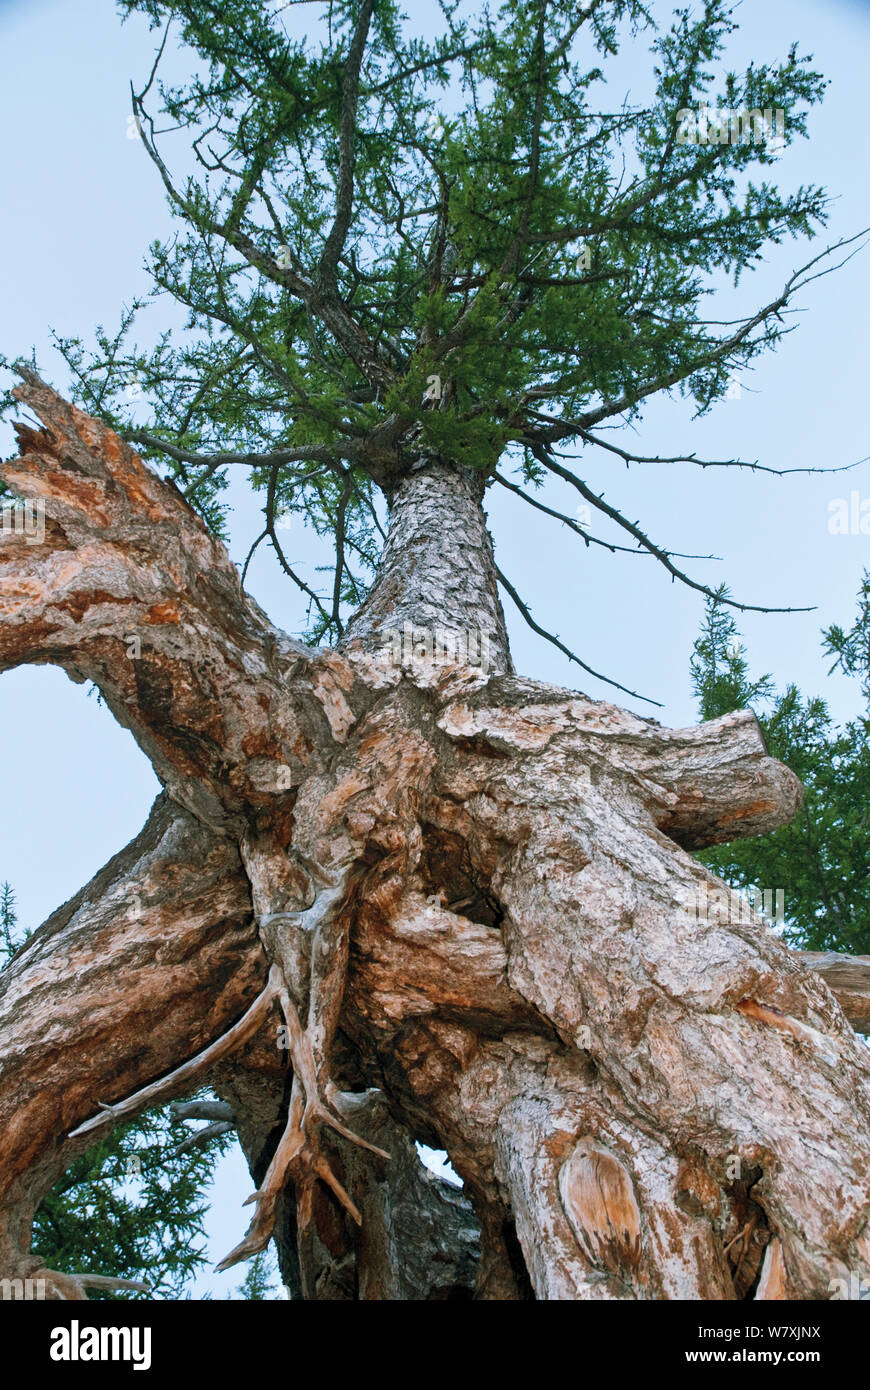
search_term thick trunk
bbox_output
[341,459,512,677]
[2,380,869,1301]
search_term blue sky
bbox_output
[1,0,868,1296]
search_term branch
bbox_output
[0,795,262,1276]
[317,0,375,289]
[437,688,803,850]
[492,470,718,561]
[75,1274,152,1293]
[131,88,394,391]
[495,561,662,706]
[620,706,804,849]
[264,463,334,629]
[534,445,814,615]
[169,1100,235,1123]
[800,952,870,1035]
[70,969,282,1142]
[0,373,364,822]
[575,430,869,479]
[122,430,352,475]
[174,1120,235,1155]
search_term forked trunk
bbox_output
[1,381,869,1301]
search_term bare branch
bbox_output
[535,446,814,615]
[70,969,282,1142]
[495,561,661,706]
[169,1100,235,1123]
[76,1274,152,1293]
[573,431,869,479]
[492,470,719,561]
[265,463,333,628]
[317,0,375,289]
[123,429,353,475]
[175,1120,235,1154]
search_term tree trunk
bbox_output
[2,376,869,1300]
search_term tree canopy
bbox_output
[2,0,857,693]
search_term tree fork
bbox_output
[2,384,870,1299]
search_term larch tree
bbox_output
[690,579,870,957]
[2,0,870,1302]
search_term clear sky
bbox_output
[0,0,868,1297]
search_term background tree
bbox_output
[31,1105,232,1300]
[2,0,870,1303]
[691,575,870,957]
[0,882,19,961]
[234,1248,281,1299]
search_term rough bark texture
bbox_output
[2,377,870,1301]
[802,952,870,1035]
[341,459,512,676]
[0,794,263,1297]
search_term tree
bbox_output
[691,578,870,957]
[0,883,19,961]
[234,1249,280,1299]
[2,0,870,1301]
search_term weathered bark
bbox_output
[341,459,512,677]
[2,377,870,1301]
[801,952,870,1034]
[0,794,263,1296]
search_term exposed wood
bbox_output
[755,1238,789,1300]
[800,952,870,1034]
[75,1274,152,1293]
[169,1100,235,1123]
[559,1139,643,1280]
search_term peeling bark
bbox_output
[2,379,869,1301]
[800,952,870,1034]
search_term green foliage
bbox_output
[689,584,775,720]
[824,573,870,707]
[234,1247,280,1300]
[31,1101,233,1300]
[690,577,870,954]
[5,0,832,643]
[0,881,23,960]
